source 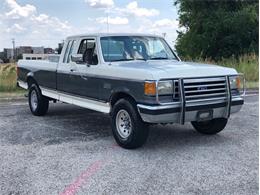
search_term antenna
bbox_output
[106,6,109,33]
[106,5,111,64]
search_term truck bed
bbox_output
[17,60,58,90]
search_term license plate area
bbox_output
[196,110,213,121]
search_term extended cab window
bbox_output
[63,40,71,63]
[78,39,98,65]
[67,40,76,63]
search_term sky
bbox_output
[0,0,180,50]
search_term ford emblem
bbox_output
[198,86,207,91]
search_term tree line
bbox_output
[174,0,259,60]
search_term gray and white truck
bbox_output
[17,33,245,149]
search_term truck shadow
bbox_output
[41,104,230,149]
[5,103,231,148]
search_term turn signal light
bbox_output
[144,81,156,95]
[236,77,241,89]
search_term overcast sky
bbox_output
[0,0,180,50]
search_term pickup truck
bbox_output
[17,33,245,149]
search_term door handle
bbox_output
[70,68,76,72]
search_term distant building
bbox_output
[23,54,48,60]
[1,46,56,61]
[17,46,32,56]
[0,51,4,60]
[4,48,13,59]
[32,46,44,54]
[56,42,64,54]
[44,48,54,54]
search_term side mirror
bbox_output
[71,54,84,64]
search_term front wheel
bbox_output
[28,84,49,116]
[191,118,228,135]
[111,98,149,149]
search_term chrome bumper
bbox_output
[137,97,243,123]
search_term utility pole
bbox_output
[12,38,16,61]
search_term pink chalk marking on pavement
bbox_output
[60,160,103,195]
[60,144,120,195]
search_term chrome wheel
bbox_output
[116,109,132,139]
[30,90,38,111]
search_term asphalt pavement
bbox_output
[0,95,258,195]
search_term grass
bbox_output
[0,63,26,98]
[188,54,259,89]
[0,63,18,92]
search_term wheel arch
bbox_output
[110,91,137,107]
[26,72,37,87]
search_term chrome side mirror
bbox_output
[71,54,84,64]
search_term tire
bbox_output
[191,118,228,135]
[111,98,149,149]
[28,84,49,116]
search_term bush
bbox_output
[0,63,18,92]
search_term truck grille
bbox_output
[173,77,227,102]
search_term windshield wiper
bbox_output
[149,57,169,60]
[111,58,147,62]
[111,58,135,62]
[135,58,147,61]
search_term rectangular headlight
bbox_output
[229,75,245,95]
[158,80,173,95]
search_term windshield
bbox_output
[100,36,178,62]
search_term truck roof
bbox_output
[67,33,163,40]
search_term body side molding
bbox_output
[41,87,111,114]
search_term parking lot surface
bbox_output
[0,95,258,195]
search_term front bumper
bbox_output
[137,97,244,124]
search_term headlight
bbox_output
[229,75,245,95]
[158,80,173,95]
[144,80,173,96]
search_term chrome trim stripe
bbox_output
[40,87,111,113]
[57,70,145,82]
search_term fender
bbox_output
[109,87,137,105]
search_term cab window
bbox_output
[78,39,98,65]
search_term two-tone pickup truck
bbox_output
[17,33,245,149]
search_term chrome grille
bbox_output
[172,77,227,102]
[183,77,227,101]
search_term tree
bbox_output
[174,0,259,60]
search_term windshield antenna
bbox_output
[106,6,109,33]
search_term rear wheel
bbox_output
[191,118,228,135]
[28,84,49,116]
[111,98,149,149]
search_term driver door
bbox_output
[70,38,100,99]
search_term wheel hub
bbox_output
[116,109,132,139]
[30,90,38,111]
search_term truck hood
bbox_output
[116,60,237,80]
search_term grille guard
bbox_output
[154,74,245,125]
